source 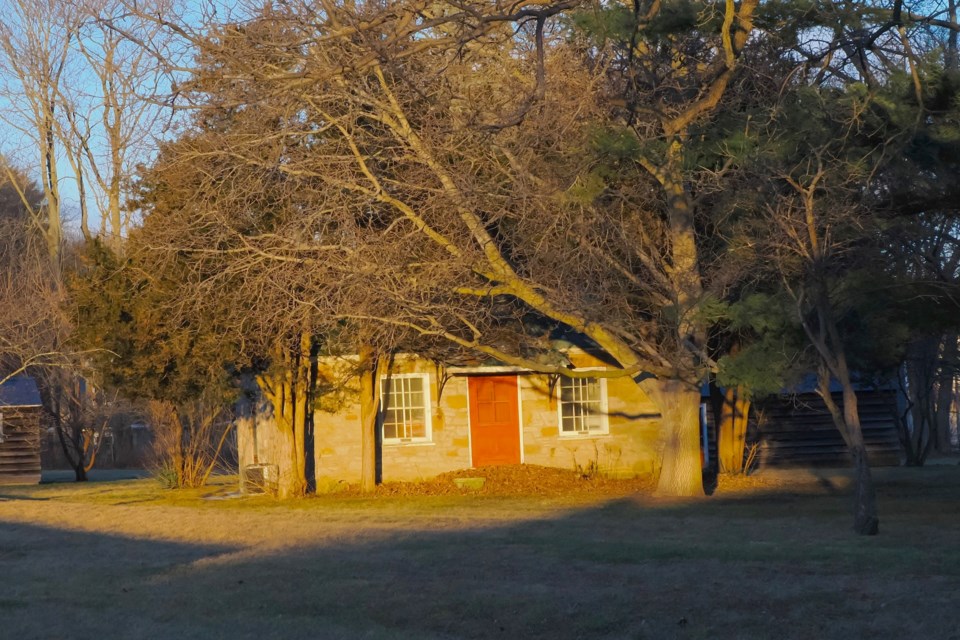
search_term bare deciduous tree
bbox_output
[125,0,960,504]
[0,160,68,386]
[0,0,175,254]
[113,0,767,497]
[148,396,234,488]
[0,0,81,265]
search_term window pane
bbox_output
[380,376,429,441]
[586,382,600,402]
[559,378,603,433]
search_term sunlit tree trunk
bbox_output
[628,0,757,490]
[651,143,708,494]
[718,385,751,474]
[358,343,384,493]
[38,115,62,266]
[258,332,311,498]
[645,379,704,497]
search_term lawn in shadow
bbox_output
[0,466,958,639]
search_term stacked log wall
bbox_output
[0,406,42,484]
[753,391,901,467]
[702,390,901,469]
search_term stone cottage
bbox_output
[237,348,663,488]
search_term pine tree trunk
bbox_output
[718,386,751,473]
[821,372,880,535]
[840,383,879,535]
[646,379,704,497]
[734,394,750,471]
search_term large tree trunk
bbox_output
[637,144,705,498]
[258,333,312,499]
[717,385,751,474]
[273,376,308,499]
[646,378,704,497]
[270,378,297,498]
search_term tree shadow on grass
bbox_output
[1,470,960,640]
[0,492,50,501]
[39,469,151,484]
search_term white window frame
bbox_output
[380,373,432,445]
[556,375,609,437]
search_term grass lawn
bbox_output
[1,465,958,640]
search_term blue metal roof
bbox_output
[0,375,42,407]
[702,374,897,398]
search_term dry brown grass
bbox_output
[1,465,959,639]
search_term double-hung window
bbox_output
[380,374,432,443]
[558,376,608,436]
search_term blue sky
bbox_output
[0,0,246,236]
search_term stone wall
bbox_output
[517,373,661,478]
[237,351,664,486]
[313,357,472,485]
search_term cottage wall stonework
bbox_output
[237,352,663,486]
[517,374,660,478]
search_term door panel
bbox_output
[469,376,521,467]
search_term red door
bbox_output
[469,376,521,467]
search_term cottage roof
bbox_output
[0,375,42,407]
[701,374,897,398]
